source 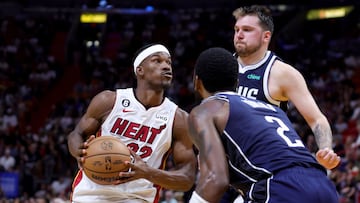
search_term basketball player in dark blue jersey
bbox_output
[187,47,339,203]
[232,5,339,170]
[228,6,340,202]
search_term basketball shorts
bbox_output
[244,166,339,203]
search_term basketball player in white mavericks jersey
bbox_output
[67,44,197,203]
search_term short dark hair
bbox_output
[233,5,274,34]
[195,47,238,93]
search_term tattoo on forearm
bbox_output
[313,124,332,149]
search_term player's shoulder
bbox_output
[95,90,116,101]
[273,59,296,70]
[90,90,116,108]
[272,60,304,79]
[172,107,190,136]
[86,90,116,118]
[175,107,189,121]
[190,98,228,121]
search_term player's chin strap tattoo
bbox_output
[189,191,209,203]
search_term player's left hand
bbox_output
[316,147,341,170]
[114,148,149,184]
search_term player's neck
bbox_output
[134,88,165,109]
[238,50,268,67]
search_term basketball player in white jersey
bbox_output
[67,44,197,203]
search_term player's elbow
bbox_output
[207,172,229,193]
[183,179,196,191]
[214,177,229,193]
[182,172,197,191]
[169,169,196,191]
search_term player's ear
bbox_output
[137,65,145,76]
[263,30,271,43]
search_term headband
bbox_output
[133,44,170,74]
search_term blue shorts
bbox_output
[244,166,339,203]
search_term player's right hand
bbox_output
[115,148,149,184]
[316,147,341,170]
[77,135,96,169]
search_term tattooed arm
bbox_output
[188,99,230,202]
[272,61,340,169]
[313,122,341,170]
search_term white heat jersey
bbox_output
[71,88,178,203]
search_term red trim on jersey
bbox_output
[70,169,83,201]
[96,130,102,137]
[152,148,173,203]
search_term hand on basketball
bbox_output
[316,147,341,170]
[114,148,148,184]
[77,135,96,169]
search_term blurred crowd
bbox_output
[0,5,360,203]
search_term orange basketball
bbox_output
[83,136,131,185]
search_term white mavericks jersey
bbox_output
[71,88,178,203]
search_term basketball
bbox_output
[83,136,131,185]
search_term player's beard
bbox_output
[235,41,262,58]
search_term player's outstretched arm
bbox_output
[276,62,340,169]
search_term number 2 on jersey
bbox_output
[265,116,305,147]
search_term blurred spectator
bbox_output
[50,176,71,196]
[2,107,18,132]
[0,146,16,171]
[161,190,178,203]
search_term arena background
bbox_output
[0,0,359,202]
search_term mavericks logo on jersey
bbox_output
[238,86,259,100]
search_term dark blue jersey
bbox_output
[213,92,325,190]
[236,51,288,111]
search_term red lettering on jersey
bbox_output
[110,118,129,135]
[123,122,140,139]
[147,125,166,144]
[110,118,167,144]
[133,126,150,142]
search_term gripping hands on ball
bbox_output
[78,135,156,185]
[78,135,96,169]
[82,136,132,185]
[115,149,149,185]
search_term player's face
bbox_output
[233,15,266,57]
[142,52,173,89]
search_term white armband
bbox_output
[189,191,209,203]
